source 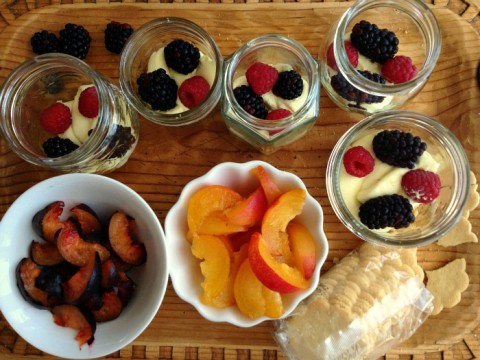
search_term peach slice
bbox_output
[261,188,306,259]
[286,221,317,280]
[263,286,284,318]
[250,166,282,205]
[187,185,243,235]
[222,186,268,227]
[248,232,309,293]
[197,211,249,236]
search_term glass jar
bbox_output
[119,17,222,126]
[221,34,320,155]
[319,0,441,115]
[0,54,139,174]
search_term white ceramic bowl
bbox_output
[164,160,328,327]
[0,174,168,359]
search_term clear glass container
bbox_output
[319,0,441,115]
[326,110,470,248]
[119,17,222,127]
[0,53,139,174]
[221,34,320,155]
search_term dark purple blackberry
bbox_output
[58,23,91,60]
[359,194,415,230]
[350,20,399,64]
[164,39,200,75]
[137,68,178,111]
[372,130,426,169]
[233,85,268,119]
[105,21,134,54]
[42,136,79,158]
[30,30,59,54]
[272,70,303,100]
[331,70,385,106]
[108,125,136,158]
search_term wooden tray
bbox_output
[0,1,479,359]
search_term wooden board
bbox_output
[0,1,479,359]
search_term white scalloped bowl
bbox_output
[164,160,328,327]
[0,174,168,359]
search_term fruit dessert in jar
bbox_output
[221,34,320,155]
[319,0,441,114]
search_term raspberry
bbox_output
[245,62,279,95]
[343,146,375,177]
[266,109,292,120]
[401,169,441,204]
[78,86,99,118]
[178,76,211,109]
[105,21,134,54]
[40,103,72,134]
[382,56,418,84]
[326,41,359,71]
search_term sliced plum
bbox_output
[30,240,64,266]
[100,258,117,289]
[32,201,65,242]
[56,220,110,266]
[70,204,102,235]
[93,290,123,322]
[108,211,146,266]
[115,272,136,306]
[63,252,101,304]
[52,305,96,347]
[16,258,58,308]
[35,265,64,299]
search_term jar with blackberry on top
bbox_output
[0,53,139,174]
[319,0,441,115]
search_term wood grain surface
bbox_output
[0,0,479,359]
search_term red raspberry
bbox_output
[78,86,99,118]
[178,76,211,109]
[381,56,418,84]
[266,109,292,120]
[40,103,72,135]
[401,169,441,204]
[245,62,279,95]
[343,146,375,177]
[326,41,359,72]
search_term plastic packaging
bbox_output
[274,243,434,360]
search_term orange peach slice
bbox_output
[222,186,268,227]
[263,286,284,318]
[248,232,309,293]
[234,259,267,319]
[250,166,282,205]
[197,211,249,236]
[261,188,306,259]
[286,221,317,280]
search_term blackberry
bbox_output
[272,70,303,100]
[350,20,399,64]
[31,30,59,54]
[104,21,134,54]
[359,194,415,230]
[164,39,200,75]
[108,125,136,158]
[372,130,427,169]
[58,23,92,60]
[233,85,268,119]
[42,136,79,158]
[331,70,385,106]
[137,68,178,111]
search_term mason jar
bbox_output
[221,34,320,155]
[319,0,441,115]
[0,53,139,174]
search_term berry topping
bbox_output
[372,130,427,169]
[331,70,385,105]
[178,76,211,109]
[350,20,399,64]
[233,85,268,119]
[108,125,136,159]
[343,146,375,177]
[164,39,200,75]
[266,109,292,120]
[104,21,134,54]
[58,23,91,60]
[78,86,99,118]
[40,103,72,135]
[137,68,178,111]
[42,136,79,158]
[245,62,279,96]
[382,56,418,84]
[326,41,359,71]
[31,30,59,54]
[401,169,441,204]
[272,70,304,100]
[359,194,415,230]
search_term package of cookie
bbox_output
[274,243,434,360]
